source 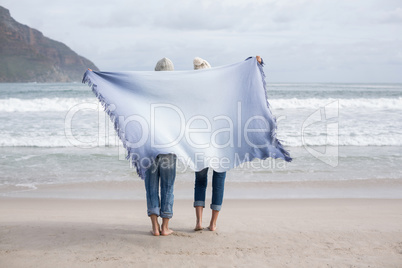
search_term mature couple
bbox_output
[145,57,226,236]
[145,56,263,236]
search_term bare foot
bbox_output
[150,215,160,236]
[208,224,217,231]
[194,206,204,231]
[160,218,173,236]
[209,210,219,231]
[194,222,203,231]
[151,225,160,236]
[160,228,174,236]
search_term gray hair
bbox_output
[193,57,211,70]
[155,57,174,71]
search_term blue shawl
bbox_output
[83,57,291,178]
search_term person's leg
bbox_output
[149,214,160,236]
[194,206,203,231]
[161,218,173,236]
[159,154,176,236]
[194,167,208,230]
[144,159,161,236]
[209,171,226,231]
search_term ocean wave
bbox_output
[15,183,38,190]
[269,83,402,89]
[0,98,97,112]
[269,97,402,110]
[0,137,75,147]
[0,97,401,112]
[0,135,112,148]
[0,135,401,147]
[280,135,402,147]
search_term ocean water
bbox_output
[0,82,401,198]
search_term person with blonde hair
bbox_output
[192,56,226,231]
[192,56,263,231]
[145,57,176,236]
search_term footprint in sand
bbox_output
[172,232,194,238]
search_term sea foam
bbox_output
[270,97,402,110]
[0,97,401,112]
[0,98,97,112]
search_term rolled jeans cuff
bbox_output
[147,207,160,217]
[160,211,173,219]
[194,201,205,208]
[210,204,222,211]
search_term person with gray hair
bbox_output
[192,56,227,231]
[192,56,263,231]
[144,57,176,236]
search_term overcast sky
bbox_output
[1,0,401,82]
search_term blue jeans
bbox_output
[194,168,226,211]
[144,154,176,219]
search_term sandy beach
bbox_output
[1,197,401,267]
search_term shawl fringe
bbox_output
[82,71,145,178]
[256,61,292,162]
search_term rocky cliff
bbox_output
[0,6,99,82]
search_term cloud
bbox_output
[78,0,298,32]
[1,0,401,82]
[378,7,402,23]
